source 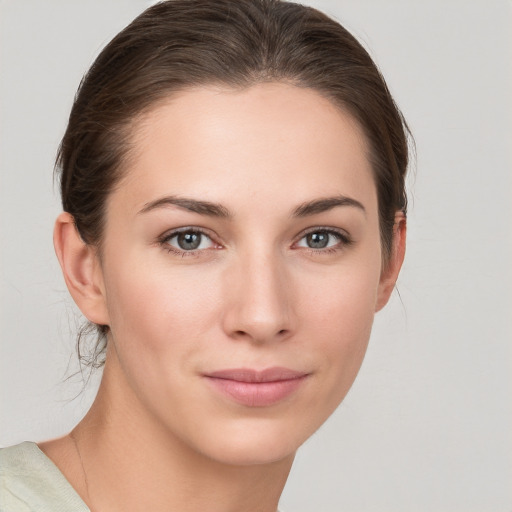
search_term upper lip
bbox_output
[205,367,308,383]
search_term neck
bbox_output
[67,356,293,512]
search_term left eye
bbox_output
[296,230,341,249]
[166,231,215,251]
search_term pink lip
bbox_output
[204,367,309,407]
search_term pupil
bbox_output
[178,232,201,250]
[307,232,328,249]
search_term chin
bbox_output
[190,416,311,467]
[206,440,298,467]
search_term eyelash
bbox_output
[157,226,352,258]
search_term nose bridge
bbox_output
[222,244,293,343]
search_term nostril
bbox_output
[231,328,290,341]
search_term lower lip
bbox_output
[205,376,308,407]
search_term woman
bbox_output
[0,0,409,510]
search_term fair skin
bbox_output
[41,82,405,512]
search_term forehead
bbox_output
[116,82,376,215]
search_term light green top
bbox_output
[0,442,89,512]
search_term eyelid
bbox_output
[159,225,214,239]
[296,225,351,241]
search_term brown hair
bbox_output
[56,0,411,367]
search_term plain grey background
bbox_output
[1,1,511,510]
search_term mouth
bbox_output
[203,367,310,407]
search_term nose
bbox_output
[221,250,295,344]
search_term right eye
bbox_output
[160,229,217,255]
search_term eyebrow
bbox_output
[138,196,232,218]
[292,195,366,217]
[138,194,365,219]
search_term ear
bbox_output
[375,212,406,312]
[53,212,110,326]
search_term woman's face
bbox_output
[92,83,393,465]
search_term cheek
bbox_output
[102,255,221,370]
[313,281,375,369]
[302,254,380,335]
[100,258,227,427]
[298,259,381,402]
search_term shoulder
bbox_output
[0,442,89,512]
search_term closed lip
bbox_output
[203,367,310,407]
[204,367,309,382]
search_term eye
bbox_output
[296,229,349,250]
[163,229,216,252]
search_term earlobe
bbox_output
[375,212,406,312]
[53,212,110,326]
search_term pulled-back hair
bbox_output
[56,0,411,368]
